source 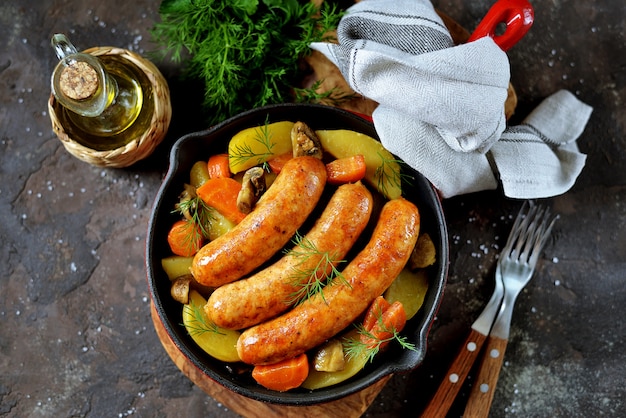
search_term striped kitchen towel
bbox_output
[311,0,592,199]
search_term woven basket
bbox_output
[49,46,171,168]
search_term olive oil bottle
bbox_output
[50,34,155,151]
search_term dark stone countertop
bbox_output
[1,0,624,417]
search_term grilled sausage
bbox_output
[236,197,420,365]
[191,156,327,287]
[206,182,374,330]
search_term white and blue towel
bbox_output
[311,0,592,199]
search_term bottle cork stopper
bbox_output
[59,61,99,100]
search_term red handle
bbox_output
[468,0,534,51]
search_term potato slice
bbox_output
[301,329,368,390]
[183,290,241,362]
[228,121,294,174]
[384,268,429,320]
[161,256,194,280]
[206,209,236,241]
[190,160,210,188]
[316,129,402,200]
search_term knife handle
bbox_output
[463,336,509,418]
[420,329,487,417]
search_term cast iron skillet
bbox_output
[146,103,449,405]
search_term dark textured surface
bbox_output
[0,0,624,417]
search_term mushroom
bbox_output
[170,275,193,304]
[408,233,437,270]
[237,167,266,214]
[291,121,323,159]
[175,183,197,221]
[313,339,346,372]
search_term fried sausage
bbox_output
[191,156,327,287]
[236,197,420,365]
[206,182,374,330]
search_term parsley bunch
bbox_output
[151,0,343,125]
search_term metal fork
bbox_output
[463,202,559,417]
[421,202,557,417]
[421,258,504,417]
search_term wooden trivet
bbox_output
[150,302,390,417]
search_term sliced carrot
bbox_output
[207,153,231,179]
[361,299,407,351]
[267,152,293,174]
[167,220,204,257]
[325,154,367,185]
[362,295,391,332]
[251,353,310,392]
[196,177,246,224]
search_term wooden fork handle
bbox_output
[420,329,487,417]
[463,336,509,418]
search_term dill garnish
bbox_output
[151,0,344,125]
[174,194,214,241]
[344,320,417,364]
[293,80,359,107]
[285,232,349,306]
[229,121,275,172]
[375,153,413,198]
[182,300,226,336]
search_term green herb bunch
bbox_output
[151,0,343,125]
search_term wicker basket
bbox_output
[49,46,171,168]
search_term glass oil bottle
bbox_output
[50,34,155,151]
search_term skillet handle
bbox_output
[467,0,534,51]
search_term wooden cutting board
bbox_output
[151,302,391,417]
[149,9,516,418]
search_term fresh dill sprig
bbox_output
[285,232,349,306]
[173,195,214,241]
[151,0,344,125]
[182,300,226,336]
[343,319,417,364]
[228,121,275,172]
[375,152,413,198]
[293,80,359,107]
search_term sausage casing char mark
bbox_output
[206,182,374,330]
[236,197,420,365]
[190,156,327,288]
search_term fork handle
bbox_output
[463,336,509,418]
[420,329,488,417]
